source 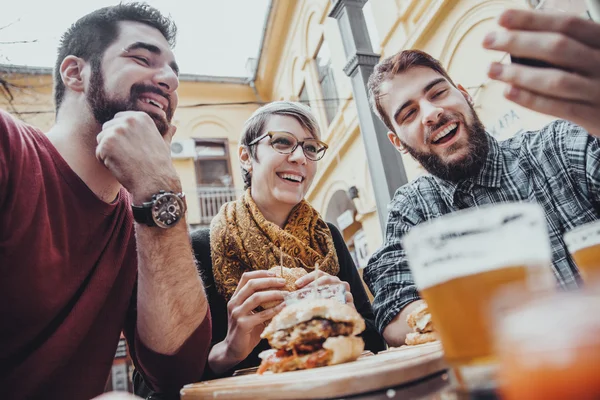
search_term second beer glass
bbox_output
[403,202,553,391]
[564,220,600,284]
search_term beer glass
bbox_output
[403,202,553,391]
[494,290,600,400]
[565,220,600,283]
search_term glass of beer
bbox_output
[494,290,600,400]
[565,220,600,283]
[403,202,554,392]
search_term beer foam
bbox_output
[403,203,552,289]
[564,220,600,254]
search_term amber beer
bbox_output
[565,220,600,283]
[403,203,553,391]
[496,291,600,400]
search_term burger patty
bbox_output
[269,318,354,351]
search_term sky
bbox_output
[0,0,270,77]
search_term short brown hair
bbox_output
[367,49,456,133]
[240,101,321,189]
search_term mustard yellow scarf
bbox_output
[211,190,340,300]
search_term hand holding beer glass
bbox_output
[565,220,600,283]
[403,202,554,392]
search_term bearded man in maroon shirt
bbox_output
[0,3,211,399]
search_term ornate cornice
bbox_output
[329,0,368,19]
[343,52,381,76]
[0,64,52,75]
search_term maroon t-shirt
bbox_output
[0,109,210,399]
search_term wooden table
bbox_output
[181,342,454,399]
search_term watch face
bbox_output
[151,193,184,228]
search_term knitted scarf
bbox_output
[211,189,340,300]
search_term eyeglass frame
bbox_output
[247,131,329,161]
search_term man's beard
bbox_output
[400,105,489,182]
[87,61,173,136]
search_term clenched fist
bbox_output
[96,111,181,201]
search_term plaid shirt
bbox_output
[364,120,600,334]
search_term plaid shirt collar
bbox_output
[434,133,503,201]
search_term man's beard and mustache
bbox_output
[400,106,489,182]
[87,62,174,136]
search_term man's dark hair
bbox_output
[53,2,177,112]
[367,49,456,133]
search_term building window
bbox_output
[194,140,232,186]
[194,139,237,226]
[315,40,339,126]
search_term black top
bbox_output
[195,223,386,379]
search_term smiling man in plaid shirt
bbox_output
[364,9,600,347]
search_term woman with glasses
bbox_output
[198,101,384,379]
[135,102,385,398]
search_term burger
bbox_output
[405,302,438,345]
[257,298,365,374]
[260,266,307,309]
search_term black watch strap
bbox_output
[132,202,155,226]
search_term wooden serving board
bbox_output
[181,341,447,399]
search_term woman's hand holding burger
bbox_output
[208,270,288,374]
[295,270,354,308]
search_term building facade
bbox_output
[1,0,569,272]
[0,68,259,228]
[253,0,558,269]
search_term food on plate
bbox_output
[257,298,365,374]
[405,331,438,346]
[405,302,438,345]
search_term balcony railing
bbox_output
[196,186,239,225]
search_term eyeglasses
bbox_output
[248,131,328,161]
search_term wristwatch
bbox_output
[132,190,187,228]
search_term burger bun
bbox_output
[260,266,308,310]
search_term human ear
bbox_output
[239,146,253,173]
[387,132,408,154]
[60,56,87,93]
[457,84,474,106]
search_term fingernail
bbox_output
[488,62,503,78]
[505,85,520,99]
[276,278,286,284]
[266,271,276,276]
[482,32,496,47]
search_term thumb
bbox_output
[164,124,177,144]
